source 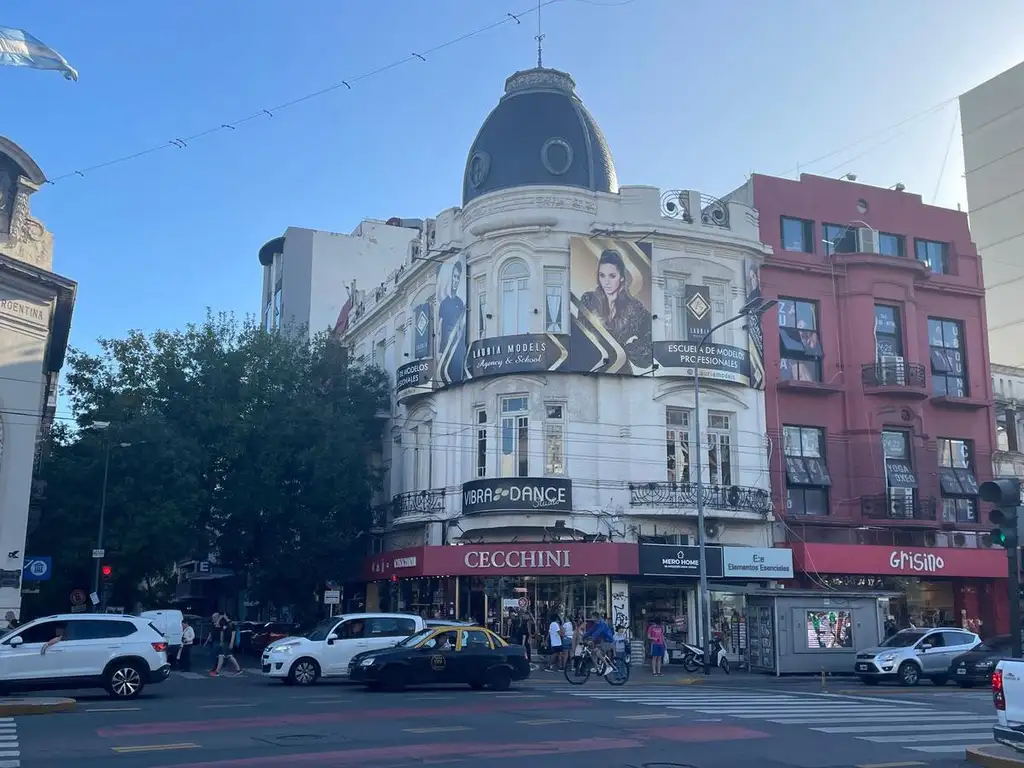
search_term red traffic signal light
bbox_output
[101,564,112,578]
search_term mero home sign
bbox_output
[461,477,572,515]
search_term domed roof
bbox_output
[462,67,618,206]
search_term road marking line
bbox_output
[0,735,14,741]
[0,759,18,768]
[112,743,202,754]
[0,752,17,758]
[411,695,455,700]
[493,694,544,699]
[856,762,927,768]
[517,718,579,725]
[198,703,258,709]
[301,697,351,704]
[86,707,142,713]
[616,713,681,720]
[403,726,472,734]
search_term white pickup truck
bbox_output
[993,659,1024,750]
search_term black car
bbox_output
[948,634,1012,687]
[348,625,530,692]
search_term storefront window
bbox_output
[710,591,746,660]
[629,584,690,660]
[804,609,854,649]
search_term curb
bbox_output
[0,697,75,716]
[966,744,1024,767]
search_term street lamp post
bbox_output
[692,297,777,674]
[92,437,112,603]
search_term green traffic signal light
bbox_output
[993,528,1010,547]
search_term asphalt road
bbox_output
[10,670,1000,768]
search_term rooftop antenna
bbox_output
[535,0,545,68]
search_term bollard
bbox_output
[821,667,827,691]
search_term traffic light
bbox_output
[981,479,1023,548]
[101,564,112,580]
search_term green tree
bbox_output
[27,313,387,617]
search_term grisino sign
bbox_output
[888,549,945,573]
[461,477,573,516]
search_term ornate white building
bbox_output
[259,67,788,632]
[340,68,773,551]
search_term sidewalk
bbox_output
[529,664,834,686]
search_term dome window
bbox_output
[468,151,491,189]
[541,137,573,176]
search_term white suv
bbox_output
[263,613,425,685]
[0,613,171,699]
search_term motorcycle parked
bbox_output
[680,634,731,674]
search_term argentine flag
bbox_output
[0,26,77,81]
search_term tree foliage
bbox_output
[27,313,388,617]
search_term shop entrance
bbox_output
[629,583,692,662]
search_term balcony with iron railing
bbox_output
[628,482,772,516]
[860,493,937,522]
[861,361,928,398]
[392,488,447,520]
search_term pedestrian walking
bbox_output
[544,613,563,672]
[179,618,195,672]
[210,612,243,677]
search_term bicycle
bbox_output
[564,644,629,686]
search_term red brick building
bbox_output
[730,173,1006,634]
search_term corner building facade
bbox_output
[337,68,787,651]
[730,173,1007,634]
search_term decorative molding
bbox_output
[463,192,597,226]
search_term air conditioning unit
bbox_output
[923,531,938,546]
[890,488,914,518]
[880,355,906,385]
[952,532,968,548]
[704,522,721,541]
[858,227,879,254]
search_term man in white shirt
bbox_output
[545,615,563,671]
[179,618,195,672]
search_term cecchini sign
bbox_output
[464,549,571,569]
[888,549,945,573]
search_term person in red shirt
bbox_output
[647,619,666,676]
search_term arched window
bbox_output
[500,259,530,336]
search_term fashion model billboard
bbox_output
[465,333,569,380]
[744,258,766,390]
[435,252,467,386]
[569,236,654,374]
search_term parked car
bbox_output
[0,613,171,699]
[854,627,980,686]
[949,634,1012,688]
[348,625,530,691]
[261,613,426,685]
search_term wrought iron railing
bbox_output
[861,361,927,389]
[392,489,446,518]
[861,493,937,521]
[628,482,771,515]
[699,194,730,228]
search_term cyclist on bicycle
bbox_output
[582,612,615,675]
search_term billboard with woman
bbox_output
[435,252,467,386]
[568,237,653,374]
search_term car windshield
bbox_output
[879,630,927,648]
[303,620,338,642]
[396,628,435,647]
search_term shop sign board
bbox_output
[722,547,793,579]
[461,477,572,515]
[789,543,1007,579]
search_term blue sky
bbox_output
[4,0,1023,353]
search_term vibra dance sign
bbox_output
[461,477,573,515]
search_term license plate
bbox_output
[857,664,868,671]
[957,668,967,675]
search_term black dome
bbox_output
[462,68,618,206]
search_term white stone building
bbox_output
[992,363,1024,480]
[0,137,76,621]
[261,67,785,637]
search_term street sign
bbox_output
[518,597,528,609]
[323,589,341,605]
[69,588,87,606]
[89,591,100,606]
[22,556,51,581]
[92,549,104,559]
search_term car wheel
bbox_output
[486,667,512,692]
[897,661,920,686]
[469,681,485,690]
[930,675,948,686]
[379,666,406,692]
[105,662,145,699]
[288,658,320,686]
[859,676,879,685]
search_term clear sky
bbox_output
[4,0,1023,353]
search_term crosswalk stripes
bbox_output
[0,716,20,768]
[549,687,994,755]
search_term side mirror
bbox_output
[7,636,22,648]
[326,633,338,645]
[919,643,933,651]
